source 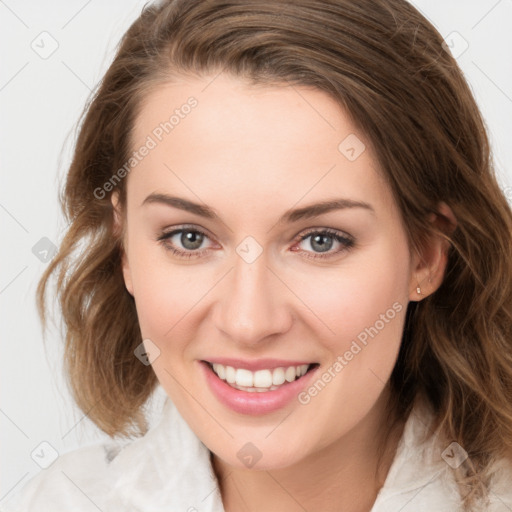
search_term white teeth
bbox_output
[210,362,312,391]
[214,363,225,380]
[285,366,297,382]
[231,383,281,392]
[273,368,286,385]
[235,368,253,387]
[225,365,236,384]
[254,369,272,388]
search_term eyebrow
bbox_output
[141,193,375,224]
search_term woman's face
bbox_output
[115,73,421,470]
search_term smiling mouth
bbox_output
[203,361,320,392]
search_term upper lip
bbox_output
[202,358,317,372]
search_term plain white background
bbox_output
[1,0,511,503]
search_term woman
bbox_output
[4,0,512,511]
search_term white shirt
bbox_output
[2,395,512,511]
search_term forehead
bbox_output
[133,73,360,160]
[127,73,395,220]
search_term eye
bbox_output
[156,225,355,260]
[157,225,214,259]
[291,228,355,260]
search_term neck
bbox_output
[212,387,405,512]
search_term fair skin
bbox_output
[112,73,453,512]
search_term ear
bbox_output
[408,202,457,301]
[111,191,134,297]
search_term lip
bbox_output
[199,360,320,415]
[203,357,315,372]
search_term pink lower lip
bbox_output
[199,361,319,415]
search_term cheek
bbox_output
[293,244,410,355]
[129,222,411,358]
[126,241,198,340]
[293,266,408,445]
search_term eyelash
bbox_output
[156,224,355,261]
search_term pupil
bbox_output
[312,234,332,253]
[182,230,203,249]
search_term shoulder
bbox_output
[1,440,126,512]
[371,401,463,511]
[486,456,512,510]
[1,396,224,512]
[372,400,512,511]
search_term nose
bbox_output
[212,251,293,348]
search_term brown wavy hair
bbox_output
[36,0,512,508]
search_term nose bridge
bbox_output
[214,248,291,345]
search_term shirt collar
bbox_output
[104,394,459,512]
[371,398,462,510]
[104,396,225,511]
